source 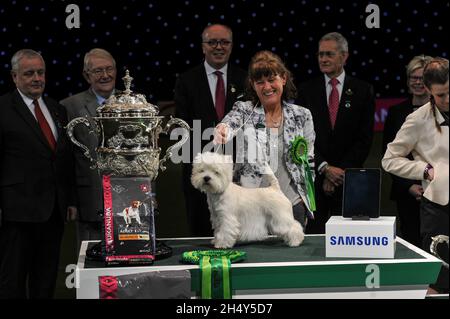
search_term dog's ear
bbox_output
[261,163,275,175]
[193,153,202,163]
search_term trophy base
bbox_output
[85,242,104,262]
[85,240,172,262]
[154,240,173,260]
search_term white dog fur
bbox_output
[191,152,304,248]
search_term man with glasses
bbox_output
[297,32,376,234]
[175,24,246,236]
[0,49,76,298]
[60,48,118,252]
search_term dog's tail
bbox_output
[262,165,282,191]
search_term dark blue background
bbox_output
[0,0,448,102]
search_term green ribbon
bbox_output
[182,250,246,299]
[290,136,316,211]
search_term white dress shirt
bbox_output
[324,70,346,106]
[92,88,115,105]
[204,61,228,107]
[317,71,346,173]
[18,89,58,141]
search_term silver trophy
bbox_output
[67,70,190,179]
[66,70,190,261]
[430,235,449,269]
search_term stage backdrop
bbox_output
[0,0,447,117]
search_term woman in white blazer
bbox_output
[382,57,448,294]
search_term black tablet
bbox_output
[342,168,381,219]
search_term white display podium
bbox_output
[326,216,396,258]
[76,235,442,299]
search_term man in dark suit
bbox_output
[60,48,118,252]
[298,32,375,234]
[0,49,76,298]
[175,24,247,236]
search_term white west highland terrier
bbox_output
[191,152,304,248]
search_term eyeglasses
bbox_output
[22,69,45,77]
[87,66,115,77]
[203,39,232,48]
[409,76,423,82]
[317,51,338,58]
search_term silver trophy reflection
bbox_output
[67,70,190,260]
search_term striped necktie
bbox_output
[214,70,226,121]
[328,78,340,129]
[33,99,56,151]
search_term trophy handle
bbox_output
[159,116,190,171]
[430,235,449,269]
[66,117,98,169]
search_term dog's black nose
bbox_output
[203,176,211,183]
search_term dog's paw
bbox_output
[213,237,235,249]
[214,242,234,249]
[286,232,305,247]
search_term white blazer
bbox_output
[382,102,449,205]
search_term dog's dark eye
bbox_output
[214,171,220,175]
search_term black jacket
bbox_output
[0,90,75,222]
[174,63,247,163]
[175,63,247,131]
[382,98,421,200]
[298,75,375,171]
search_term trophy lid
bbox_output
[96,70,159,117]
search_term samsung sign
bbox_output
[330,236,389,246]
[326,216,396,258]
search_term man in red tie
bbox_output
[0,49,76,298]
[298,33,376,234]
[175,24,247,236]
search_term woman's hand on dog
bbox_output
[214,123,229,145]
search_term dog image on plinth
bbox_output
[119,200,143,226]
[191,152,304,248]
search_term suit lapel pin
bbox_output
[344,89,352,108]
[230,84,236,93]
[52,112,63,129]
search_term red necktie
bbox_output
[214,70,226,121]
[328,78,340,129]
[33,99,56,151]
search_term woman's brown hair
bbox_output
[423,57,449,132]
[245,50,297,104]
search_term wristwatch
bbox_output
[319,163,329,175]
[423,163,433,180]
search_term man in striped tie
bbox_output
[0,49,76,298]
[175,24,247,237]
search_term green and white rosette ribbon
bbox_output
[290,136,316,211]
[182,250,246,299]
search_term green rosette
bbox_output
[182,250,246,299]
[290,136,316,211]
